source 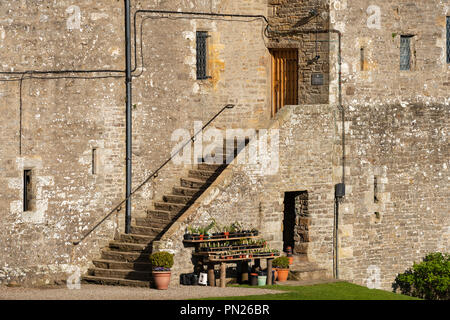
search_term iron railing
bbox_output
[73,104,235,245]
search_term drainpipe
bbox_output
[331,29,345,280]
[125,0,132,234]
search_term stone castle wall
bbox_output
[0,0,126,285]
[0,0,448,291]
[329,0,450,106]
[156,103,449,290]
[0,0,274,285]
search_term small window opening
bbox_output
[92,148,97,175]
[23,170,32,212]
[360,47,366,71]
[374,176,379,203]
[446,17,450,64]
[400,35,414,70]
[196,31,210,80]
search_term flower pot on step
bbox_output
[152,271,171,290]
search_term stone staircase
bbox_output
[82,144,237,287]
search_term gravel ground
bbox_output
[0,284,284,300]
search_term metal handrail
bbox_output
[72,104,235,246]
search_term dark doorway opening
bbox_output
[283,191,309,254]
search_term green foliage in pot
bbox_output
[150,251,174,271]
[272,256,290,269]
[187,225,200,235]
[392,252,449,300]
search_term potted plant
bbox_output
[272,256,290,282]
[222,225,230,238]
[185,226,200,240]
[184,229,192,240]
[250,228,259,236]
[150,251,174,290]
[198,220,216,240]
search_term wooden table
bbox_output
[205,256,275,288]
[184,236,279,288]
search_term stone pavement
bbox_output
[0,279,345,300]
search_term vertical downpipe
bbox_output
[125,0,132,234]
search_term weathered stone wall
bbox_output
[329,0,450,106]
[328,0,450,289]
[338,103,449,290]
[0,0,274,285]
[0,0,448,292]
[154,105,337,284]
[0,1,126,285]
[156,102,449,291]
[268,0,331,104]
[130,0,272,216]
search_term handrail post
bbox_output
[125,0,132,234]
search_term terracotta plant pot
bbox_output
[152,271,171,290]
[276,268,289,282]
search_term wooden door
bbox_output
[270,49,298,116]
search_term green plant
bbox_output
[272,256,290,269]
[231,221,243,232]
[392,252,449,300]
[187,225,200,234]
[209,218,223,234]
[196,220,216,235]
[149,251,174,271]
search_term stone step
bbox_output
[135,217,170,229]
[188,169,219,181]
[291,254,309,264]
[197,163,226,172]
[92,259,152,271]
[287,260,331,282]
[130,225,164,237]
[82,275,150,288]
[109,241,151,252]
[88,268,152,281]
[289,261,321,272]
[172,186,203,197]
[180,177,210,189]
[198,153,235,164]
[162,194,194,204]
[101,249,149,263]
[146,209,174,220]
[288,268,330,281]
[117,233,155,245]
[153,201,186,213]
